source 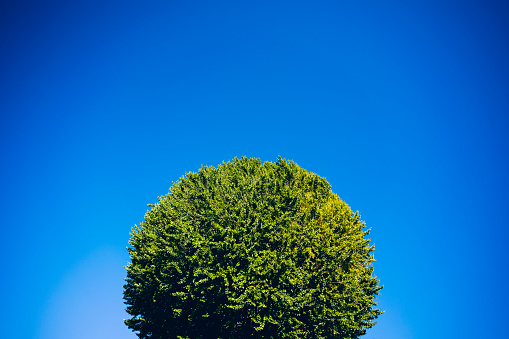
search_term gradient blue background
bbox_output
[1,1,508,338]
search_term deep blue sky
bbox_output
[1,1,508,338]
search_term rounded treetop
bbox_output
[124,157,382,339]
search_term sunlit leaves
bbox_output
[123,157,382,339]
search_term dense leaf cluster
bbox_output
[124,157,382,338]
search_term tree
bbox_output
[123,157,382,339]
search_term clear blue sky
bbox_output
[1,0,508,338]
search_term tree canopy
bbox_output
[123,157,382,339]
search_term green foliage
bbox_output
[123,157,382,339]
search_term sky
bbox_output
[1,0,508,338]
